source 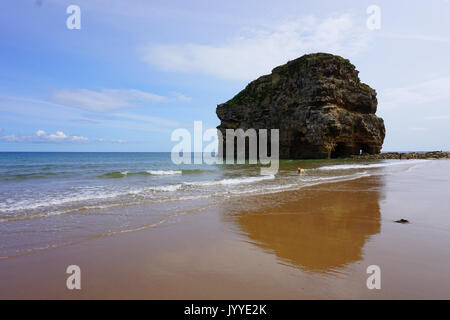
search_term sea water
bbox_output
[0,152,430,258]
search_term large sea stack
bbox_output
[216,53,386,159]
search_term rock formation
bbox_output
[216,53,386,159]
[351,151,450,160]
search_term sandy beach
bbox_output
[1,159,450,299]
[3,0,450,306]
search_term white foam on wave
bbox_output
[317,160,430,171]
[147,170,182,175]
[0,183,182,213]
[147,184,182,192]
[4,159,416,220]
[228,171,372,196]
[184,174,275,187]
[0,189,134,213]
[0,165,386,223]
[298,174,363,182]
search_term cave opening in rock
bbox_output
[360,144,371,155]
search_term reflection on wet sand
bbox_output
[228,176,383,273]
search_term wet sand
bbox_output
[1,160,450,299]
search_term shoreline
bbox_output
[1,159,450,299]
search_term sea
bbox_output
[0,152,431,259]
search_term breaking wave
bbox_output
[184,175,275,186]
[146,170,182,175]
[317,160,430,171]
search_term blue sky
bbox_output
[0,0,449,151]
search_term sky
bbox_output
[0,0,449,152]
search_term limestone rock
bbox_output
[216,53,386,159]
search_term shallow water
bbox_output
[0,152,433,258]
[1,155,450,298]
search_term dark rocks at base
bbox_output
[216,52,386,159]
[351,151,450,160]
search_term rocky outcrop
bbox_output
[351,151,450,160]
[216,53,386,159]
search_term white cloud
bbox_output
[381,32,450,43]
[425,115,450,120]
[36,130,89,142]
[114,112,180,127]
[0,135,24,142]
[93,138,127,143]
[0,130,88,143]
[142,14,372,81]
[171,92,192,102]
[51,89,191,112]
[36,129,46,137]
[0,130,134,144]
[380,76,450,109]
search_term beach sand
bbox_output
[1,160,450,299]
